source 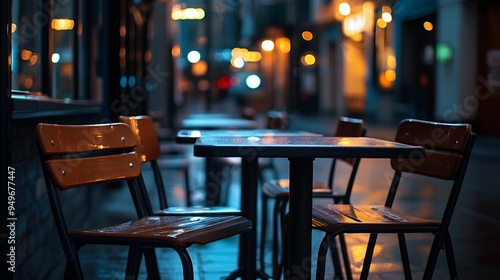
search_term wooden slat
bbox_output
[391,150,463,180]
[391,119,471,180]
[119,115,161,162]
[70,215,251,247]
[395,119,471,152]
[312,204,440,233]
[37,123,137,155]
[46,152,141,189]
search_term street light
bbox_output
[261,40,274,52]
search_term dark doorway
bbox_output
[400,14,436,120]
[477,1,500,135]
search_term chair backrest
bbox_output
[119,115,172,209]
[388,119,475,228]
[266,110,289,130]
[334,116,366,138]
[37,123,141,189]
[334,116,366,165]
[327,116,366,203]
[36,122,145,267]
[119,115,162,162]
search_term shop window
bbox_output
[11,0,89,100]
[52,0,75,99]
[12,0,43,93]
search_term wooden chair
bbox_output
[312,119,475,279]
[260,116,365,279]
[36,122,251,279]
[119,115,241,216]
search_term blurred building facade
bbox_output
[242,0,500,134]
[155,0,500,133]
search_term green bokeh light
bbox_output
[436,43,453,63]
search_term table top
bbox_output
[176,129,321,144]
[181,117,258,130]
[194,136,424,158]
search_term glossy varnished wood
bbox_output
[395,119,471,152]
[119,115,161,162]
[36,122,253,279]
[71,215,251,247]
[392,120,472,180]
[36,122,137,155]
[46,152,141,190]
[312,204,441,232]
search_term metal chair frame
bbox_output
[313,119,475,280]
[36,122,251,280]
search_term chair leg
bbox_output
[274,198,290,280]
[143,248,161,279]
[64,244,84,280]
[259,193,268,271]
[316,234,333,280]
[63,263,71,280]
[126,246,142,279]
[64,259,84,280]
[328,236,344,280]
[227,229,254,280]
[423,230,452,280]
[360,233,378,280]
[339,234,353,280]
[183,166,192,206]
[171,246,195,280]
[273,198,286,280]
[443,231,458,280]
[397,233,412,280]
[281,212,290,280]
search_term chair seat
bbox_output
[155,206,241,216]
[312,204,441,233]
[70,215,251,247]
[262,179,335,199]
